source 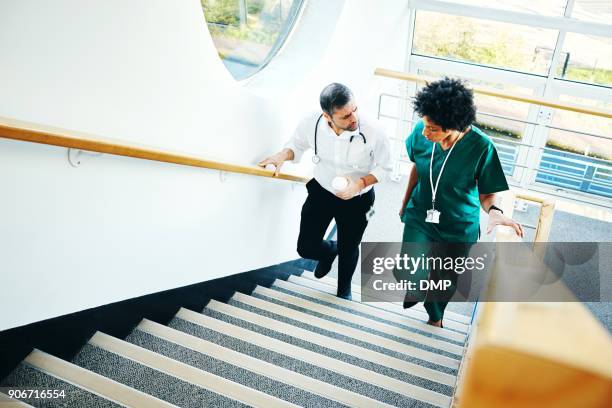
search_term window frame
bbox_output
[398,0,612,207]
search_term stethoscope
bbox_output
[312,114,367,165]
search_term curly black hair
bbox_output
[413,77,476,131]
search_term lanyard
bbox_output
[429,140,458,210]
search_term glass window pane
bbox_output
[539,96,612,198]
[201,0,303,80]
[549,96,612,160]
[555,33,612,87]
[443,0,567,16]
[572,0,612,24]
[473,88,532,178]
[412,11,559,75]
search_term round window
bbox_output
[201,0,305,80]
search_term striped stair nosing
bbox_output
[205,299,457,387]
[300,271,472,325]
[2,265,473,408]
[233,291,461,370]
[261,281,465,355]
[133,319,396,408]
[87,331,296,408]
[174,307,453,408]
[24,349,177,408]
[0,362,121,408]
[272,277,467,343]
[289,273,471,333]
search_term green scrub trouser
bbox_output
[401,224,452,323]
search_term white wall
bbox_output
[0,0,411,331]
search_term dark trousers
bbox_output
[297,179,374,297]
[402,225,474,322]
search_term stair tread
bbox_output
[73,334,291,408]
[172,308,452,407]
[290,274,471,332]
[302,271,471,325]
[261,281,465,356]
[8,349,172,408]
[0,392,35,408]
[300,271,472,324]
[129,319,392,408]
[1,268,471,408]
[206,298,458,383]
[234,291,460,370]
[0,362,121,408]
[273,278,467,343]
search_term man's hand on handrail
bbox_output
[258,148,295,177]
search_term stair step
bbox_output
[0,362,118,408]
[173,307,452,407]
[132,318,397,408]
[261,281,465,355]
[205,298,457,385]
[73,332,292,408]
[3,349,172,408]
[300,271,472,324]
[273,278,467,343]
[235,290,460,370]
[0,392,34,408]
[291,274,471,332]
[0,363,121,408]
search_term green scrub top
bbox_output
[402,120,509,242]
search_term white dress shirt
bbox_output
[284,111,392,194]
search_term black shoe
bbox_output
[314,257,333,279]
[337,291,352,301]
[427,319,444,328]
[314,243,338,279]
[403,301,417,309]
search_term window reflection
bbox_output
[201,0,304,80]
[412,11,559,76]
[555,33,612,88]
[572,0,612,24]
[443,0,567,16]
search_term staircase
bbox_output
[0,271,473,408]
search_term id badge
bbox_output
[425,209,440,224]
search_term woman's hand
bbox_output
[486,209,524,238]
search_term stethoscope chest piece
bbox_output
[312,155,321,164]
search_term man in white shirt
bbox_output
[259,83,391,299]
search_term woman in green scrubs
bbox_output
[399,78,524,327]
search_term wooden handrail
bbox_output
[457,302,612,408]
[375,68,612,120]
[0,116,309,183]
[455,190,612,407]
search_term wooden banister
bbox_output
[0,116,309,183]
[456,301,612,408]
[453,191,612,407]
[375,68,612,120]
